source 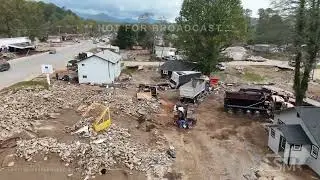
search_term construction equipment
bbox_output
[179,78,207,102]
[170,71,202,89]
[174,103,197,129]
[224,87,290,117]
[93,107,112,132]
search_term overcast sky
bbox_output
[40,0,271,21]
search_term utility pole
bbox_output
[57,25,62,36]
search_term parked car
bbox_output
[0,60,10,72]
[49,48,56,54]
[216,63,226,71]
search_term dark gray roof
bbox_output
[159,60,197,71]
[296,107,320,145]
[278,124,312,145]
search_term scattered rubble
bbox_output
[0,81,160,140]
[16,124,172,178]
[247,55,268,62]
[222,46,248,61]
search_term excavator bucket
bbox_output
[93,107,111,132]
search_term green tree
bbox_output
[115,25,135,49]
[176,0,247,74]
[254,8,293,45]
[0,0,91,39]
[274,0,320,105]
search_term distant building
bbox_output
[77,50,121,84]
[48,36,62,43]
[97,44,120,53]
[268,107,320,176]
[154,46,176,58]
[0,37,33,52]
[159,60,198,78]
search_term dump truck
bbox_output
[223,87,291,117]
[170,71,202,89]
[179,78,207,101]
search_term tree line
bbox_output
[0,0,100,40]
[174,0,319,105]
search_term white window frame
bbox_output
[311,145,319,159]
[293,145,302,151]
[163,70,168,75]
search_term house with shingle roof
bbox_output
[268,107,320,175]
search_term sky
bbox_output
[39,0,271,21]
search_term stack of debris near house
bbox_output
[16,124,173,178]
[0,81,160,140]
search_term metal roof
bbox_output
[78,50,121,64]
[278,124,312,145]
[159,60,197,71]
[296,107,320,145]
[8,42,35,49]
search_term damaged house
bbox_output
[159,60,198,78]
[268,107,320,176]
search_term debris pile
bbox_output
[222,46,248,61]
[0,52,17,60]
[247,55,268,62]
[82,90,160,117]
[0,81,159,140]
[16,124,172,178]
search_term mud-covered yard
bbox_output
[0,68,319,180]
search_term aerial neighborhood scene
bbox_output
[1,0,320,180]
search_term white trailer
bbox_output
[179,78,207,100]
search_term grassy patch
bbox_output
[4,80,49,92]
[316,65,320,69]
[243,71,265,82]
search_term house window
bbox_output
[82,64,85,66]
[293,145,302,151]
[311,145,319,159]
[271,128,275,138]
[83,75,87,78]
[163,70,168,75]
[280,136,287,149]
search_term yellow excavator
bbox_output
[93,107,112,132]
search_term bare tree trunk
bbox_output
[294,0,306,105]
[295,0,320,105]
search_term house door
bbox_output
[279,135,286,152]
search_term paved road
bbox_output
[0,41,95,89]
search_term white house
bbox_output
[0,37,31,47]
[0,37,33,52]
[77,50,121,85]
[154,46,176,58]
[268,107,320,176]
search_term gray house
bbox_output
[268,107,320,175]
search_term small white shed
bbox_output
[77,50,121,85]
